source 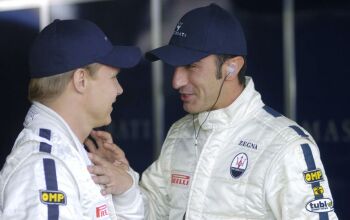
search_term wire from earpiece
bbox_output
[192,72,230,147]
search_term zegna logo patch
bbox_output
[238,139,258,150]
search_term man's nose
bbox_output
[117,82,123,96]
[172,67,188,90]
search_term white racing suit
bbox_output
[0,102,144,220]
[140,77,338,219]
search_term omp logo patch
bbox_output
[313,186,325,196]
[303,169,324,184]
[96,204,109,218]
[40,190,66,205]
[305,198,334,213]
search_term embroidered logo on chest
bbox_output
[238,139,258,150]
[171,172,191,187]
[230,153,248,178]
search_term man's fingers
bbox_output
[102,142,119,152]
[102,187,115,196]
[103,143,124,157]
[93,130,113,144]
[84,138,97,153]
[88,153,108,166]
[89,130,104,148]
[87,162,133,196]
[87,164,105,175]
[91,175,110,185]
[103,143,129,165]
[88,131,129,165]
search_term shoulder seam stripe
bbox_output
[262,105,282,117]
[39,128,52,153]
[289,125,308,137]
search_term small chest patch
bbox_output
[96,204,109,219]
[171,172,191,187]
[230,153,248,178]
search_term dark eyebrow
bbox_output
[184,61,200,68]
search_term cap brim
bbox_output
[97,46,141,68]
[145,45,210,66]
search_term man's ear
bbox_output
[72,68,89,93]
[223,56,245,80]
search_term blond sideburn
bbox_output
[28,63,101,103]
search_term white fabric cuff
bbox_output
[112,168,141,210]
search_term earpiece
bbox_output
[226,63,236,76]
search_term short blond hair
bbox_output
[28,63,101,103]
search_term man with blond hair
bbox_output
[0,19,144,219]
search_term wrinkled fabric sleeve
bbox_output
[140,124,177,219]
[1,154,83,220]
[112,168,144,219]
[265,139,338,219]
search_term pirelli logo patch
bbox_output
[171,174,190,186]
[40,190,66,205]
[303,169,324,184]
[96,204,109,218]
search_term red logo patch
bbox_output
[171,173,190,186]
[96,204,108,218]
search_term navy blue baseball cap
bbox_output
[145,3,247,66]
[29,19,141,78]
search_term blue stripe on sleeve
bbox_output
[39,128,59,220]
[43,159,58,190]
[301,144,316,170]
[301,143,328,220]
[320,212,329,220]
[43,158,59,220]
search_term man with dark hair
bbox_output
[140,3,338,219]
[0,19,144,219]
[88,3,338,219]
